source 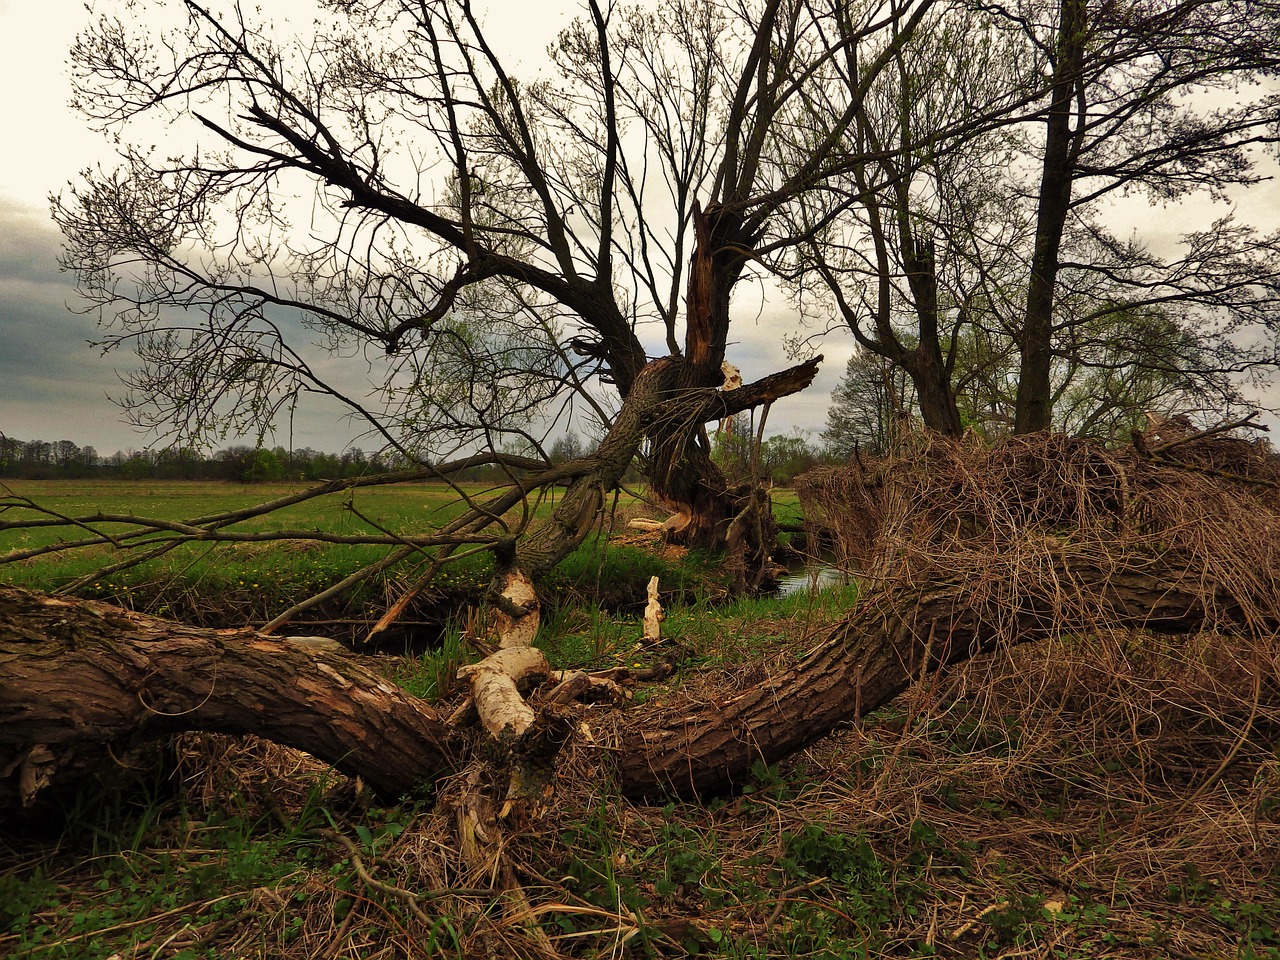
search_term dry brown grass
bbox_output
[785,426,1280,956]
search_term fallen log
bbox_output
[0,549,1271,813]
[0,588,459,808]
[614,555,1267,798]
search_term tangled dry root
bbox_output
[792,426,1280,953]
[798,426,1279,597]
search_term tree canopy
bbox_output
[788,0,1280,437]
[46,0,1280,603]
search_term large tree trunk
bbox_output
[646,202,758,549]
[901,232,963,437]
[0,549,1259,812]
[0,589,458,809]
[587,201,821,565]
[614,557,1252,798]
[910,341,964,437]
[1014,0,1087,434]
[501,352,819,602]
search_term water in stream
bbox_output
[773,564,845,596]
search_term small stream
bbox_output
[773,564,845,596]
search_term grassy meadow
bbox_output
[2,478,1278,959]
[0,479,739,637]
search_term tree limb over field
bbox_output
[57,0,948,574]
[0,588,457,808]
[1,357,821,633]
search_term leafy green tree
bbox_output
[549,432,586,464]
[758,433,823,485]
[243,449,284,484]
[1053,307,1227,440]
[712,414,821,485]
[710,414,754,483]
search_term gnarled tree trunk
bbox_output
[644,202,783,555]
[0,548,1261,812]
[0,589,458,809]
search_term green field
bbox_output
[1,478,530,550]
[0,479,743,635]
[1,480,495,626]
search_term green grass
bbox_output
[1,479,782,647]
[4,561,1279,959]
[0,479,490,601]
[1,480,442,553]
[3,481,1278,959]
[0,479,688,634]
[0,773,429,960]
[660,579,860,669]
[392,621,474,701]
[7,742,1275,960]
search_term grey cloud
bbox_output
[719,299,844,438]
[0,192,840,455]
[0,197,129,445]
[0,195,390,453]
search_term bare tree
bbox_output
[54,0,974,599]
[783,1,1040,434]
[785,0,1280,438]
[821,350,913,455]
[1010,0,1280,432]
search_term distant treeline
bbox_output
[0,436,422,484]
[1,423,834,486]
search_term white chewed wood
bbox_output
[628,511,691,534]
[494,568,540,649]
[642,576,664,643]
[456,646,551,739]
[720,361,743,391]
[457,563,547,739]
[10,745,56,808]
[661,509,692,534]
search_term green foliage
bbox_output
[394,622,472,700]
[242,447,284,484]
[544,539,701,611]
[711,414,827,485]
[1055,306,1215,440]
[0,776,435,960]
[0,480,664,632]
[0,868,58,936]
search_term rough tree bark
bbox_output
[1,549,1260,812]
[1014,0,1087,434]
[0,589,457,809]
[614,556,1258,797]
[510,352,819,592]
[643,203,783,552]
[832,111,965,439]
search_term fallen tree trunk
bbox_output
[0,589,459,808]
[0,551,1269,812]
[614,556,1268,798]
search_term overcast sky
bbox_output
[0,0,852,455]
[0,0,1273,456]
